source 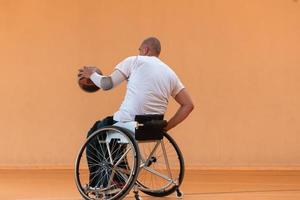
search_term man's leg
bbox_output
[111,142,129,187]
[86,116,115,188]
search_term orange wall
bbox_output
[0,0,300,169]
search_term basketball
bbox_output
[78,69,102,93]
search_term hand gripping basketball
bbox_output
[78,66,103,93]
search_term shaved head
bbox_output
[139,37,161,57]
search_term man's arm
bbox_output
[78,66,126,90]
[165,88,194,131]
[90,69,126,90]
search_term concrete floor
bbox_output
[1,170,300,200]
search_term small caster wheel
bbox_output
[134,190,142,200]
[176,188,184,199]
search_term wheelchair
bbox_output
[75,115,185,200]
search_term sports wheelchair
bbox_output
[75,115,184,200]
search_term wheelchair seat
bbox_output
[106,121,136,143]
[111,114,167,141]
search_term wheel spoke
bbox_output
[115,147,131,167]
[75,127,140,200]
[137,133,184,195]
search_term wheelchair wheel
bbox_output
[75,126,140,200]
[136,132,185,197]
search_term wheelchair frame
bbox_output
[75,121,184,200]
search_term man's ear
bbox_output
[145,47,150,55]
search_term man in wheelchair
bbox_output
[78,37,194,199]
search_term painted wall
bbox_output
[0,0,300,169]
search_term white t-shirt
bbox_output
[113,56,184,122]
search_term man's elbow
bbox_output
[189,103,195,112]
[100,77,113,90]
[185,103,194,113]
[102,86,113,91]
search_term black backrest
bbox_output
[135,114,166,140]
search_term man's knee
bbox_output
[101,116,114,126]
[87,120,102,138]
[86,116,114,138]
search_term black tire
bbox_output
[75,126,140,200]
[137,132,185,197]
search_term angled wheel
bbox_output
[75,126,140,200]
[136,132,185,197]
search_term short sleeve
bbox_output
[171,75,185,98]
[115,56,137,79]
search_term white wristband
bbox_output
[90,72,103,88]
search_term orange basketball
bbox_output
[78,69,102,93]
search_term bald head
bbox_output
[139,37,161,57]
